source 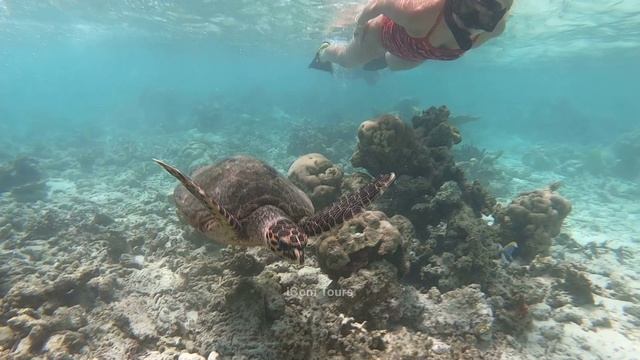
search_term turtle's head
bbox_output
[246,205,308,264]
[264,218,308,265]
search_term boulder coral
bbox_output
[495,182,572,261]
[350,107,462,178]
[347,106,503,300]
[351,114,420,176]
[313,211,409,280]
[350,106,477,228]
[287,153,343,210]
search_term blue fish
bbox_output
[500,241,519,263]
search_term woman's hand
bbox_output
[356,1,377,24]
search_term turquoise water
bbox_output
[1,1,640,359]
[2,1,638,148]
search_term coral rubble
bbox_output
[612,128,640,180]
[0,157,47,202]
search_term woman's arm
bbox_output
[355,0,389,26]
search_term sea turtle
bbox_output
[154,156,395,264]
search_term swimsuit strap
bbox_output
[425,9,446,41]
[425,6,477,49]
[443,0,473,51]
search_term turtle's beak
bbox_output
[293,248,304,265]
[264,219,307,265]
[281,239,305,265]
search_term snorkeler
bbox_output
[309,0,512,72]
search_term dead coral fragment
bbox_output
[419,284,494,341]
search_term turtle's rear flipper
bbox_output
[153,159,243,234]
[301,173,396,236]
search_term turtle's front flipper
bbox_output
[153,159,242,233]
[301,173,396,236]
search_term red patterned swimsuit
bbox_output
[380,9,477,62]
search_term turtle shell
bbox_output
[174,156,314,244]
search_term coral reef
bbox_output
[448,114,481,127]
[287,153,343,210]
[412,106,462,148]
[520,144,618,178]
[454,144,506,192]
[0,157,42,192]
[408,204,502,292]
[0,147,511,360]
[612,128,640,179]
[347,106,508,308]
[312,211,409,280]
[350,106,461,178]
[287,121,356,162]
[529,256,595,307]
[418,284,494,340]
[351,106,494,225]
[521,146,559,171]
[340,171,374,195]
[388,97,420,121]
[351,114,422,176]
[4,103,639,360]
[189,101,226,133]
[495,183,572,261]
[0,157,47,202]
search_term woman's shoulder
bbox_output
[401,0,444,36]
[409,0,443,15]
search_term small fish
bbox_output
[500,241,519,263]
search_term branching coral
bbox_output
[455,144,505,189]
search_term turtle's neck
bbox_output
[245,205,290,245]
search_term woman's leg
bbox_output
[385,52,423,71]
[319,19,387,68]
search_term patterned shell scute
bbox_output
[174,156,314,235]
